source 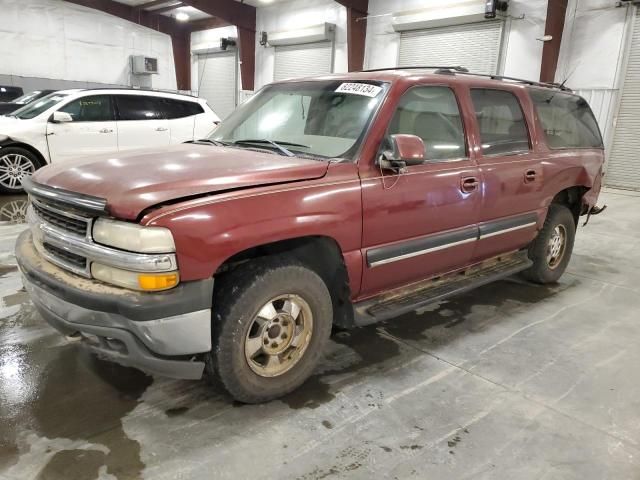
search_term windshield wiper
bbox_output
[191,138,230,147]
[233,139,308,157]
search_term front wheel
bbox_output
[523,204,576,284]
[0,147,42,194]
[207,258,333,403]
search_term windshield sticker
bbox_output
[335,83,382,97]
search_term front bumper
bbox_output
[16,230,214,380]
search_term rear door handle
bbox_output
[461,176,480,193]
[155,127,168,132]
[524,169,537,183]
[99,128,113,134]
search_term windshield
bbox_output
[12,92,73,119]
[211,80,389,159]
[11,91,45,105]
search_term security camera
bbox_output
[220,37,237,51]
[485,0,509,19]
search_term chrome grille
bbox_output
[43,243,87,270]
[32,201,88,237]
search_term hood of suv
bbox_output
[32,143,330,220]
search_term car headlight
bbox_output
[93,218,175,253]
[92,263,179,292]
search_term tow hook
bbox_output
[583,205,607,227]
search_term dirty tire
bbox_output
[0,147,43,194]
[523,204,576,284]
[206,258,333,404]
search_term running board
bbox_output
[353,251,533,327]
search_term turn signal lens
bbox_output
[92,263,179,291]
[138,273,179,291]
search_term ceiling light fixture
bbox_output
[175,12,189,21]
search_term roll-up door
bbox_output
[399,21,504,75]
[606,9,640,190]
[197,50,237,120]
[274,42,333,81]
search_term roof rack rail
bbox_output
[362,66,470,73]
[454,72,573,92]
[359,66,572,92]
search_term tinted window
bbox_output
[388,86,466,161]
[161,99,204,119]
[58,95,114,122]
[116,95,164,121]
[530,89,603,149]
[471,89,530,155]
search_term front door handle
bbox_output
[461,176,479,193]
[99,128,113,134]
[524,169,537,183]
[155,127,168,132]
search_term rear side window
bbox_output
[529,89,603,149]
[115,95,164,121]
[388,86,466,161]
[161,99,204,119]
[471,89,530,156]
[58,95,115,122]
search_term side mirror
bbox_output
[50,111,73,123]
[380,134,425,172]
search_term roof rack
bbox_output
[81,87,199,98]
[360,66,572,92]
[362,66,470,73]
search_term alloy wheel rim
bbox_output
[0,199,28,224]
[546,224,567,269]
[244,294,313,378]
[0,154,35,190]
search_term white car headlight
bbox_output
[93,218,175,253]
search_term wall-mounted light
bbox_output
[175,12,189,22]
[536,35,553,42]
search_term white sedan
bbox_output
[0,89,220,193]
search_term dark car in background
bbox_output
[0,90,56,115]
[0,86,23,102]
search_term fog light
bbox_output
[138,273,179,291]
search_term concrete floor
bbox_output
[1,189,639,480]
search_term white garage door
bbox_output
[399,21,504,75]
[606,9,640,191]
[197,50,237,120]
[274,42,333,82]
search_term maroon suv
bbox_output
[16,68,605,403]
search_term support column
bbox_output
[540,0,569,83]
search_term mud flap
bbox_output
[583,205,607,227]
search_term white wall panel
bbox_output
[0,0,177,90]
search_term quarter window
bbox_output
[388,86,466,161]
[115,95,164,121]
[529,89,603,149]
[470,89,530,156]
[161,99,204,119]
[58,95,114,122]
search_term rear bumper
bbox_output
[16,230,214,380]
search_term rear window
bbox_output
[530,89,603,149]
[470,89,530,156]
[161,99,204,119]
[115,95,164,121]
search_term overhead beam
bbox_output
[149,3,185,15]
[335,0,368,14]
[63,0,191,90]
[181,0,256,91]
[540,0,569,83]
[188,16,231,33]
[134,0,177,10]
[336,1,369,71]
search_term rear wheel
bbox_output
[523,204,576,284]
[0,147,42,194]
[207,258,333,403]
